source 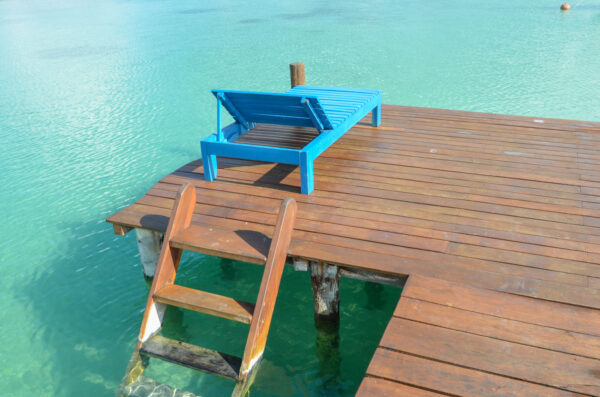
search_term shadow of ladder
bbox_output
[118,183,297,397]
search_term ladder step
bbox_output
[120,376,198,397]
[154,284,255,324]
[171,224,270,265]
[140,335,242,380]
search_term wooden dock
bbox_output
[108,103,600,395]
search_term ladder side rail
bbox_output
[137,183,196,346]
[238,198,297,380]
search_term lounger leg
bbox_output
[201,141,218,181]
[372,105,381,127]
[300,152,314,195]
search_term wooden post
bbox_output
[310,261,340,322]
[135,229,164,279]
[309,261,341,381]
[290,62,305,88]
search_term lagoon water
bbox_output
[1,0,599,395]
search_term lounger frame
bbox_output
[201,86,381,194]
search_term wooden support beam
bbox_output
[310,261,340,323]
[135,229,164,279]
[309,261,341,381]
[340,268,407,287]
[290,62,305,88]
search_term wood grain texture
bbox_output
[358,275,600,396]
[239,198,297,378]
[171,223,270,265]
[140,335,241,380]
[153,284,255,324]
[108,106,600,308]
[137,183,196,345]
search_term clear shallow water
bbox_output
[0,0,599,395]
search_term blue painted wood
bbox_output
[372,105,381,127]
[299,151,314,195]
[201,86,381,194]
[203,135,301,165]
[216,96,223,142]
[211,90,334,130]
[218,92,251,130]
[302,98,324,132]
[201,140,218,180]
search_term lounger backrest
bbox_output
[212,90,334,131]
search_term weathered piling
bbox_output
[310,261,340,323]
[290,62,305,87]
[310,261,341,380]
[135,229,163,279]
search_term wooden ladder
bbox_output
[119,183,297,397]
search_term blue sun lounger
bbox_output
[200,85,381,194]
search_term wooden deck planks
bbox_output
[108,106,600,301]
[107,104,600,395]
[358,275,600,396]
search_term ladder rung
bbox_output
[140,335,242,380]
[170,224,270,265]
[120,375,198,397]
[154,284,255,324]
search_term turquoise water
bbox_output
[1,0,599,395]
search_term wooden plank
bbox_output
[108,202,600,309]
[127,197,600,283]
[171,223,269,265]
[208,156,588,206]
[379,318,600,394]
[365,348,582,397]
[153,284,255,324]
[160,170,600,245]
[395,297,600,359]
[157,172,600,243]
[165,170,600,239]
[135,190,596,286]
[401,275,600,335]
[140,335,241,380]
[356,377,444,397]
[151,180,600,257]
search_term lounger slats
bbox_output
[212,90,334,130]
[203,85,381,194]
[288,86,380,129]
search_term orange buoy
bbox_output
[560,3,571,10]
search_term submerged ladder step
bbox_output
[140,335,242,380]
[171,224,271,265]
[121,376,198,397]
[154,284,255,324]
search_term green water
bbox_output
[1,0,599,395]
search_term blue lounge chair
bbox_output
[200,85,381,194]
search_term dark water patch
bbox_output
[278,7,336,20]
[239,18,264,24]
[38,45,120,60]
[178,8,217,15]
